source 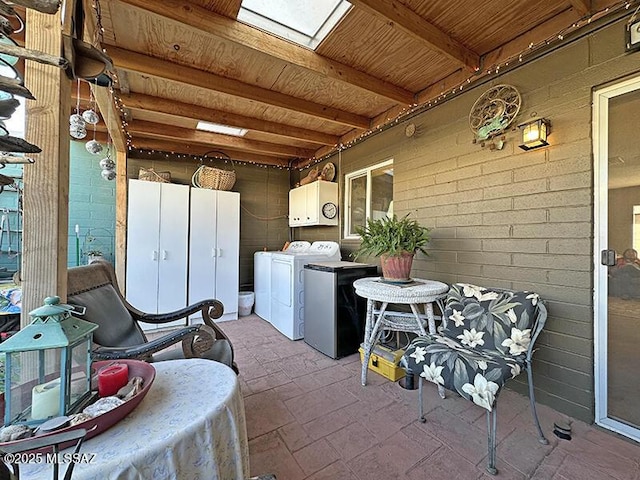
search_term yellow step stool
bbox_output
[359,343,406,382]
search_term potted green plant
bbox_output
[353,214,431,282]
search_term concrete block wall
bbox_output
[295,18,640,422]
[0,164,22,276]
[68,141,116,267]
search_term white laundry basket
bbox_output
[238,291,255,316]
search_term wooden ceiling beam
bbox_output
[119,92,338,146]
[128,120,315,158]
[349,0,480,71]
[107,46,370,129]
[91,85,128,153]
[130,138,290,166]
[118,0,414,105]
[568,0,591,17]
[317,6,584,162]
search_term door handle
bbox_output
[162,250,168,260]
[211,248,217,258]
[218,248,223,257]
[152,250,158,261]
[601,249,616,266]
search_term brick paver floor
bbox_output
[220,314,640,480]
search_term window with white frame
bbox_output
[344,159,393,238]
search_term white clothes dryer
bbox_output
[253,241,310,322]
[270,241,341,340]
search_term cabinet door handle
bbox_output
[162,250,168,260]
[152,250,158,261]
[218,248,223,257]
[211,248,217,258]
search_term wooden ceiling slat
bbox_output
[104,5,392,119]
[121,71,351,137]
[568,0,591,16]
[131,138,289,166]
[128,120,316,158]
[404,0,568,56]
[117,0,415,105]
[93,0,627,166]
[107,46,371,129]
[316,10,457,93]
[349,0,480,71]
[320,5,598,164]
[189,0,241,18]
[119,92,339,145]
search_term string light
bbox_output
[126,148,285,169]
[297,0,638,169]
[92,0,637,170]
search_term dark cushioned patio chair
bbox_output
[67,260,237,373]
[402,283,548,475]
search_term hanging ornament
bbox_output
[69,113,85,127]
[70,125,87,139]
[84,95,103,154]
[100,168,116,181]
[99,157,115,170]
[85,139,103,154]
[99,89,116,182]
[82,109,99,125]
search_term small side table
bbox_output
[354,277,448,387]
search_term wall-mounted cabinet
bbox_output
[289,180,338,227]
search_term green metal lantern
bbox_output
[0,296,98,426]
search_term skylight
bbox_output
[238,0,351,50]
[196,121,247,137]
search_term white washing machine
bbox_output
[254,241,310,322]
[270,241,341,340]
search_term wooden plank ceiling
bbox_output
[73,0,626,168]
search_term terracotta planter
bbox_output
[380,252,414,282]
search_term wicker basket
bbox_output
[138,167,171,183]
[191,152,236,191]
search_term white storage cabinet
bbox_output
[126,180,189,329]
[288,180,338,227]
[188,188,240,322]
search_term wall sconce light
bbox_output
[518,118,551,151]
[626,10,640,52]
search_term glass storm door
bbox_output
[594,75,640,442]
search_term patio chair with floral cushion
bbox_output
[401,283,548,475]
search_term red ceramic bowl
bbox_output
[0,359,155,451]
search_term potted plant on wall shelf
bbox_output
[353,214,430,283]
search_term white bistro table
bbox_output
[21,358,249,480]
[354,277,448,387]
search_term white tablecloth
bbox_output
[21,359,249,480]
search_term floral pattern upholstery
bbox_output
[402,283,542,412]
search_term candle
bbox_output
[97,363,129,397]
[31,378,61,420]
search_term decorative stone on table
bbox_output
[0,424,32,442]
[83,397,123,417]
